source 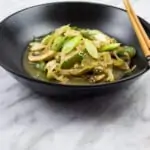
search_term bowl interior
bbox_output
[0,2,148,82]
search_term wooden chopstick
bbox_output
[123,0,150,57]
[125,0,150,48]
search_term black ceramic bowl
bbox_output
[0,2,149,96]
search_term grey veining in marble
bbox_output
[0,0,150,150]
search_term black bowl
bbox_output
[0,2,149,96]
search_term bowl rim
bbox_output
[0,1,149,88]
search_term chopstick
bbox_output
[125,0,150,48]
[123,0,150,57]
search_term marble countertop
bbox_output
[0,0,150,150]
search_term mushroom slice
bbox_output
[29,42,46,51]
[28,50,56,62]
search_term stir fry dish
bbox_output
[25,24,136,84]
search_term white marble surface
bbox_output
[0,0,150,150]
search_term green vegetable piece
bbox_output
[113,59,125,67]
[41,35,52,45]
[52,36,66,51]
[80,29,100,40]
[100,43,121,51]
[121,46,136,58]
[61,51,84,69]
[55,24,71,35]
[62,36,82,54]
[116,46,136,58]
[85,39,98,59]
[35,61,46,71]
[113,59,129,70]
